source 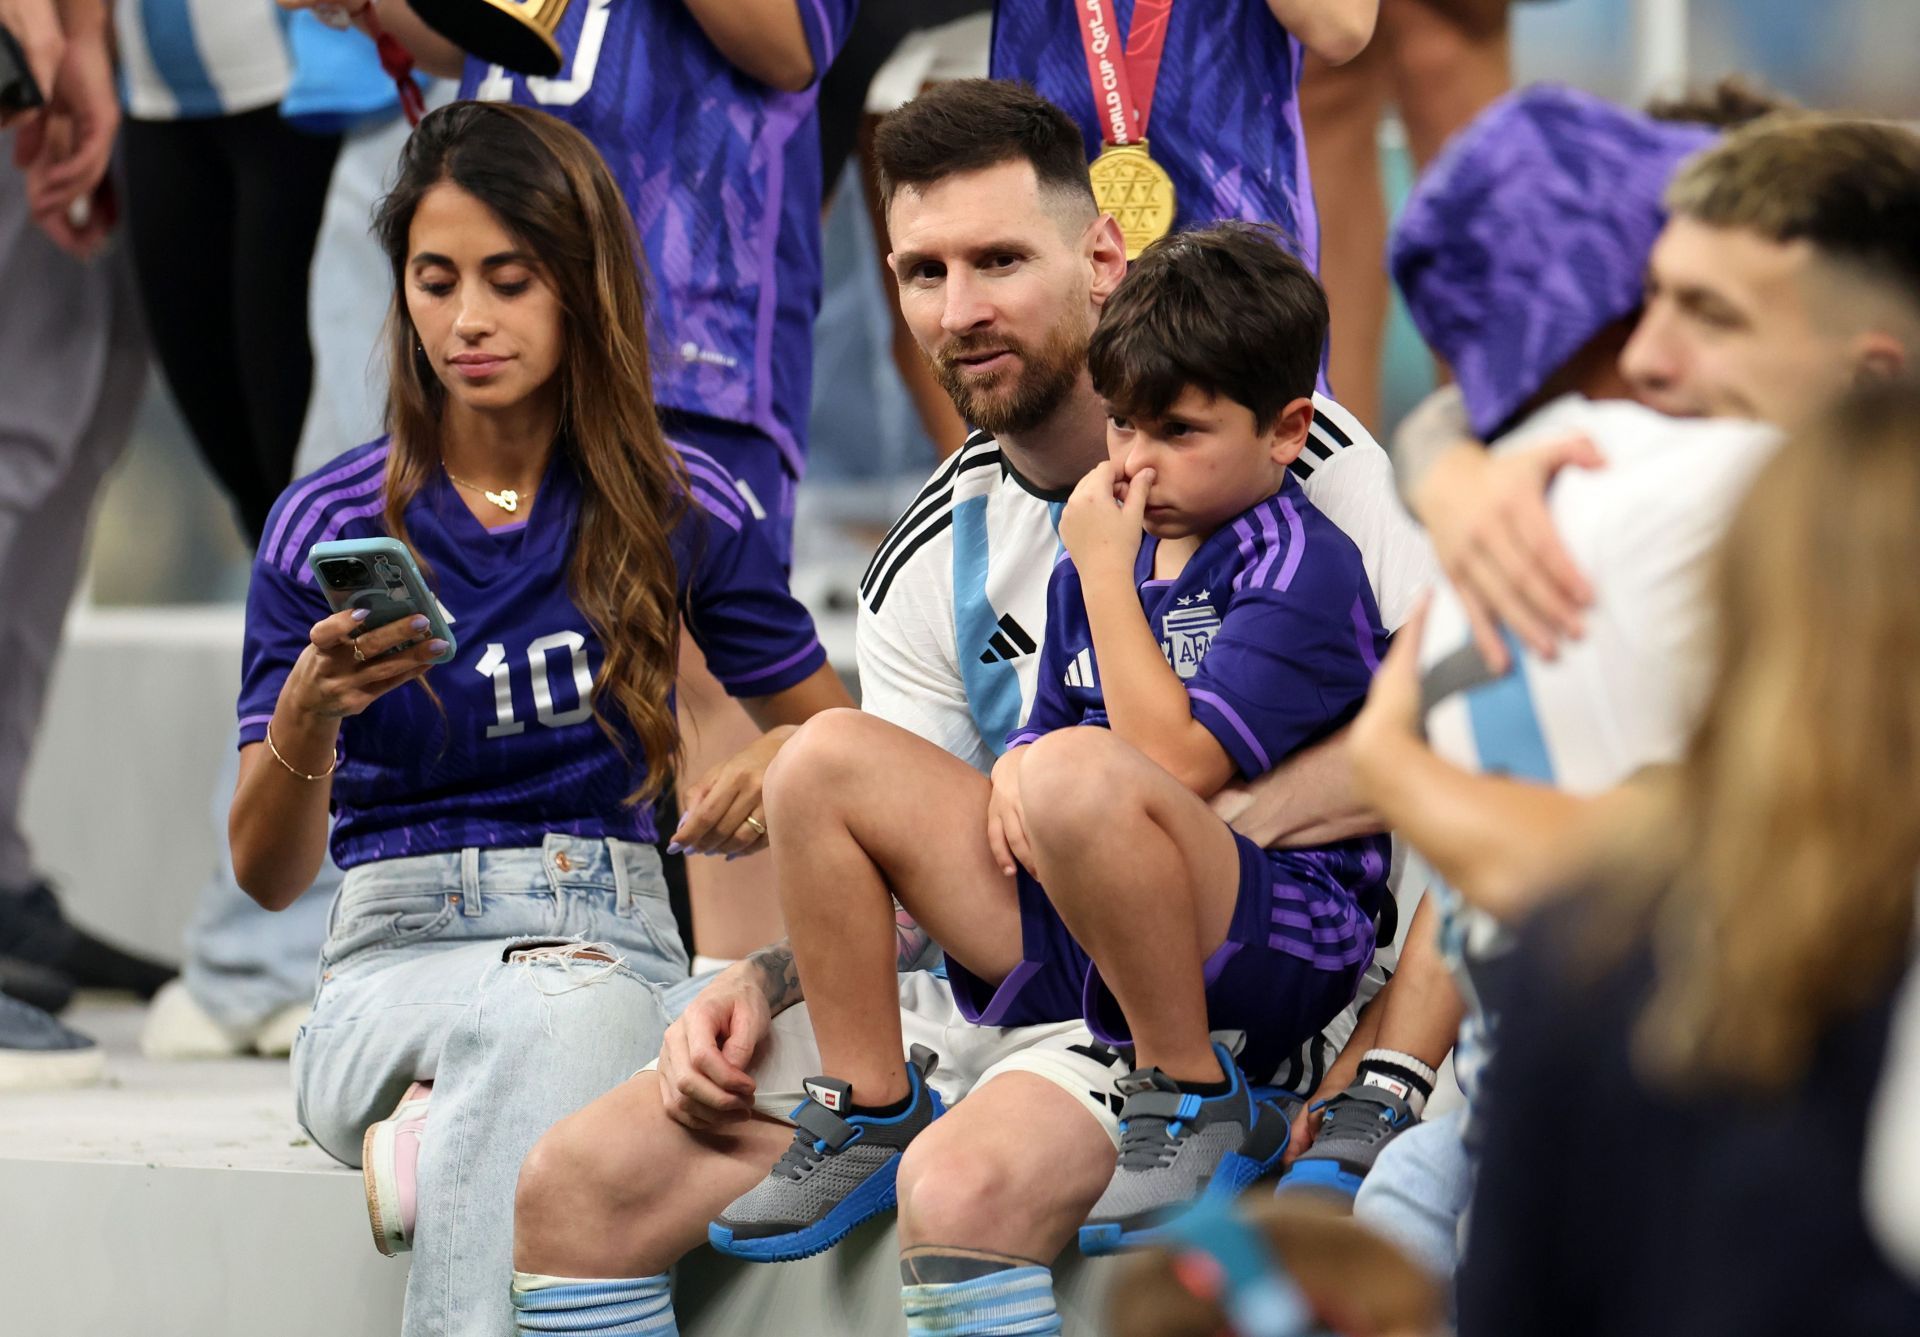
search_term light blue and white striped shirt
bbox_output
[115,0,291,119]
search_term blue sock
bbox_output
[902,1266,1062,1335]
[511,1272,677,1335]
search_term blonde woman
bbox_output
[1458,381,1920,1336]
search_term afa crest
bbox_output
[1161,603,1221,680]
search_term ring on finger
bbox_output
[351,638,366,665]
[745,814,766,837]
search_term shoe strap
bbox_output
[1119,1089,1190,1122]
[794,1099,859,1151]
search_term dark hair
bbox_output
[1087,222,1327,428]
[1666,114,1920,309]
[373,100,688,805]
[1645,74,1796,130]
[872,78,1095,215]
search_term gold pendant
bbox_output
[485,489,520,513]
[1088,142,1176,260]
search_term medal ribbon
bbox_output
[362,7,428,127]
[1073,0,1174,147]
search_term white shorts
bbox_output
[645,970,1128,1145]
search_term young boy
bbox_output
[715,223,1389,1261]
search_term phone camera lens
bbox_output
[320,558,370,590]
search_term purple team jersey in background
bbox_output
[461,0,856,478]
[990,0,1320,271]
[237,440,825,869]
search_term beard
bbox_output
[930,310,1090,437]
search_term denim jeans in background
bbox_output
[293,835,689,1337]
[1353,1108,1476,1282]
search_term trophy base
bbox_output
[410,0,566,77]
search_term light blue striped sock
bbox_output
[510,1272,677,1335]
[902,1266,1063,1335]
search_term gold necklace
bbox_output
[444,465,537,514]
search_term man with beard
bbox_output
[510,80,1435,1337]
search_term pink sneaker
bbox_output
[362,1081,431,1257]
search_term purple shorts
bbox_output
[944,831,1385,1081]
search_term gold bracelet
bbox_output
[265,720,338,782]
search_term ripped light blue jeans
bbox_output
[292,835,689,1337]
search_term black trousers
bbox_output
[122,108,341,546]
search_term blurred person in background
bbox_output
[0,0,169,1089]
[1457,381,1920,1337]
[227,103,847,1336]
[1110,1195,1443,1337]
[991,0,1377,285]
[1339,109,1920,1279]
[285,0,855,966]
[1300,0,1521,430]
[113,0,342,545]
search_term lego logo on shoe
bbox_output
[804,1078,851,1113]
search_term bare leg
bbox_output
[897,1074,1116,1265]
[1299,39,1392,430]
[763,710,1026,1106]
[1018,729,1243,1085]
[1380,0,1513,168]
[515,1072,793,1277]
[677,632,782,960]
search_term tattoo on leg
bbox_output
[900,1245,1046,1286]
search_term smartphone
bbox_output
[307,538,457,665]
[0,25,46,117]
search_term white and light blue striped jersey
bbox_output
[115,0,291,120]
[1416,395,1779,1097]
[855,394,1437,778]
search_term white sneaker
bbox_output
[140,979,312,1059]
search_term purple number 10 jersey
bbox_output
[462,0,857,476]
[237,440,826,869]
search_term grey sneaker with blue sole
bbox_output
[0,989,104,1091]
[1078,1042,1292,1255]
[1276,1082,1420,1199]
[709,1044,943,1263]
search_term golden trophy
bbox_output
[410,0,569,76]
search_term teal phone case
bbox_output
[307,537,458,665]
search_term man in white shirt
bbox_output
[510,79,1435,1336]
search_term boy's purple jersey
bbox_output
[460,0,856,476]
[238,439,825,869]
[1008,478,1390,964]
[990,0,1319,271]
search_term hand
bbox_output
[654,967,768,1130]
[1348,592,1429,806]
[1411,434,1602,672]
[985,745,1034,878]
[669,726,791,859]
[17,23,117,247]
[280,608,447,721]
[1283,977,1389,1165]
[1058,462,1150,579]
[0,0,63,127]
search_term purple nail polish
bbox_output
[426,639,450,655]
[409,615,430,631]
[665,842,685,856]
[350,608,371,622]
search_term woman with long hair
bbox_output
[1457,382,1920,1335]
[226,101,850,1337]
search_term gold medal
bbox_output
[1089,142,1176,259]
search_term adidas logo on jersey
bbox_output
[978,614,1037,665]
[1062,647,1096,690]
